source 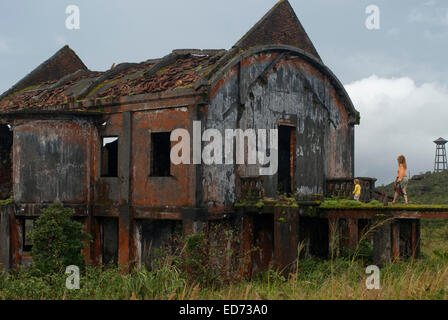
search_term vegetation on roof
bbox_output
[0,84,42,104]
[320,197,448,211]
[235,196,448,212]
[0,197,13,206]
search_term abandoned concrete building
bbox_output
[0,1,435,274]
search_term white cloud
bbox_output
[408,4,448,26]
[346,75,448,185]
[337,51,447,85]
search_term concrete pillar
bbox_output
[118,112,132,270]
[118,205,130,269]
[373,220,392,266]
[0,205,11,271]
[82,216,91,265]
[411,220,420,259]
[392,222,400,262]
[348,218,358,249]
[92,216,102,266]
[240,213,253,278]
[274,207,299,274]
[10,210,23,269]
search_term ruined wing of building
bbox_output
[0,0,364,273]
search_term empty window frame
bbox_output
[150,132,171,177]
[101,137,119,177]
[23,219,34,253]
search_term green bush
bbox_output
[29,202,91,275]
[180,233,217,286]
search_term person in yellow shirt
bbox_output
[353,179,361,201]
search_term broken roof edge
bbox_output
[77,49,224,101]
[207,44,360,125]
[0,48,224,113]
[0,85,207,117]
[0,45,88,101]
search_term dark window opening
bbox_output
[0,124,12,199]
[101,137,118,177]
[101,218,118,266]
[150,132,171,177]
[299,217,329,259]
[278,126,295,194]
[141,219,182,271]
[23,219,34,253]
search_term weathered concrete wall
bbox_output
[131,107,194,207]
[205,50,354,211]
[95,113,123,206]
[0,205,11,271]
[0,125,12,200]
[13,119,94,203]
[203,65,240,212]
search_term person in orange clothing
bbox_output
[353,178,361,201]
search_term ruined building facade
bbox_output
[0,1,362,272]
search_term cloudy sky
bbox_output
[0,0,447,185]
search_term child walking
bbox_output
[353,179,361,201]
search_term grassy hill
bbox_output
[376,170,448,260]
[376,170,448,205]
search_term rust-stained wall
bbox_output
[13,119,94,204]
[3,51,356,271]
[205,50,354,211]
[95,113,124,206]
[131,107,193,207]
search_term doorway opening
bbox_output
[101,218,119,266]
[278,125,295,194]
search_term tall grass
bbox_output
[1,219,448,300]
[1,258,448,300]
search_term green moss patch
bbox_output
[0,197,13,206]
[320,198,448,211]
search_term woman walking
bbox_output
[392,155,409,205]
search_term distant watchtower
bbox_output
[434,137,448,172]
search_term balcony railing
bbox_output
[325,177,377,202]
[238,176,379,203]
[238,177,264,202]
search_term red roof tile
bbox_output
[0,52,223,112]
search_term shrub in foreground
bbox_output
[29,202,91,275]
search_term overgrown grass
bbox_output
[1,218,448,300]
[2,202,448,300]
[2,257,448,300]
